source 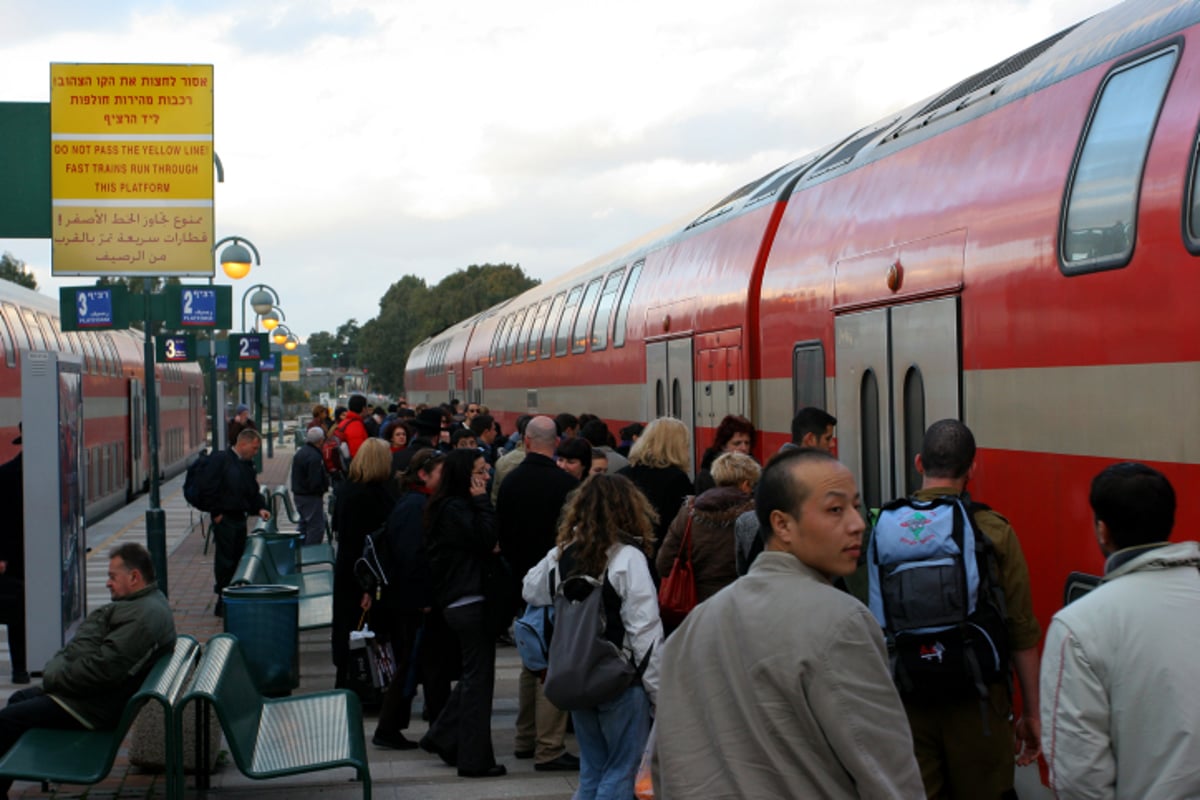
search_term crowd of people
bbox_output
[0,391,1183,800]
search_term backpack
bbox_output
[183,449,226,512]
[322,420,351,475]
[543,572,644,711]
[514,603,555,672]
[866,494,1009,702]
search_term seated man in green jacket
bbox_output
[0,542,176,798]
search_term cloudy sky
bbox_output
[0,0,1118,341]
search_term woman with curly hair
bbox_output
[694,414,756,494]
[522,473,663,800]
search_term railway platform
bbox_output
[0,441,580,799]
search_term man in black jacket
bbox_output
[291,426,330,546]
[496,414,580,772]
[211,430,271,616]
[0,428,26,684]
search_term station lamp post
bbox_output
[209,236,262,453]
[240,284,284,462]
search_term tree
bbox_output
[356,263,538,395]
[335,319,361,368]
[307,331,338,367]
[0,252,37,290]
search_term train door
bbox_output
[645,337,695,474]
[698,341,744,428]
[129,378,147,493]
[833,296,960,512]
[447,370,456,404]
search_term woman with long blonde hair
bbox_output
[522,474,663,800]
[617,417,694,576]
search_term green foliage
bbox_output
[0,252,38,290]
[358,263,538,395]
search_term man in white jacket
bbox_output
[1040,462,1200,799]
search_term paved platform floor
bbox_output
[0,442,580,799]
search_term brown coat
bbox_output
[657,486,753,602]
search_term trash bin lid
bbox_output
[222,584,300,599]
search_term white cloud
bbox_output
[0,0,1121,336]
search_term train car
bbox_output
[0,280,206,523]
[406,0,1200,628]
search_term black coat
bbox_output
[381,490,434,611]
[618,463,694,568]
[0,452,23,580]
[212,449,267,518]
[291,442,329,497]
[496,452,578,584]
[425,495,497,609]
[331,479,396,670]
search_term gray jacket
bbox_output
[653,552,923,798]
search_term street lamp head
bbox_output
[261,309,282,331]
[271,325,290,346]
[284,334,299,351]
[250,289,275,316]
[219,242,253,280]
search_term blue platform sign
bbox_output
[75,288,113,328]
[259,356,276,372]
[180,288,217,327]
[215,354,228,370]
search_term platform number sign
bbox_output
[232,333,268,363]
[75,289,113,328]
[180,288,217,326]
[155,334,196,363]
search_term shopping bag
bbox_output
[634,719,657,799]
[346,613,382,705]
[367,636,397,689]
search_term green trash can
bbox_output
[222,585,300,695]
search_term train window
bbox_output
[490,316,510,367]
[102,334,122,376]
[514,306,538,365]
[539,294,566,360]
[860,370,883,513]
[554,285,583,357]
[902,367,926,496]
[19,309,45,351]
[526,299,551,361]
[1061,47,1177,274]
[78,331,97,373]
[504,308,527,365]
[0,309,13,367]
[612,262,643,349]
[36,312,62,353]
[60,330,79,356]
[791,341,826,413]
[88,332,111,375]
[590,269,625,352]
[572,278,603,354]
[1,305,28,353]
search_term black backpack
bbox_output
[184,449,226,512]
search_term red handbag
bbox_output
[658,503,697,628]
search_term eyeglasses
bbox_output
[472,466,491,476]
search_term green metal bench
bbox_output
[230,536,333,631]
[0,635,200,800]
[181,634,371,798]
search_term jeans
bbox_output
[571,684,650,800]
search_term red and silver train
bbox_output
[0,279,206,523]
[405,0,1200,628]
